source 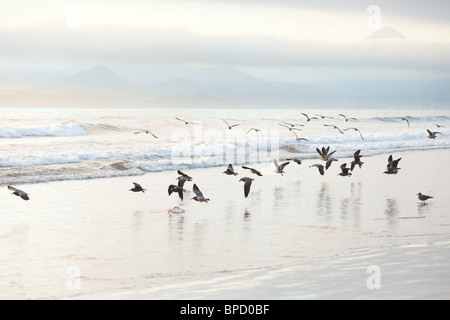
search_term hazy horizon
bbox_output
[1,1,450,108]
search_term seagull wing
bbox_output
[193,184,204,198]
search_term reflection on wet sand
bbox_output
[316,182,332,221]
[384,198,399,218]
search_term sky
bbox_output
[1,0,449,107]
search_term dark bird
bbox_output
[175,117,199,125]
[338,163,352,177]
[168,184,186,201]
[325,157,338,170]
[177,170,193,181]
[223,164,238,176]
[281,121,304,128]
[309,164,325,176]
[427,129,441,139]
[134,130,158,139]
[129,182,146,193]
[316,146,336,161]
[192,184,209,202]
[8,186,30,201]
[402,117,410,128]
[435,124,445,128]
[343,127,364,140]
[350,149,364,171]
[417,192,433,204]
[293,132,308,142]
[242,166,263,176]
[278,123,302,132]
[222,118,240,130]
[324,124,344,134]
[301,113,318,122]
[315,114,333,119]
[274,159,289,175]
[247,128,263,135]
[286,158,302,165]
[384,155,401,174]
[239,177,254,198]
[339,114,357,122]
[177,174,191,189]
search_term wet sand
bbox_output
[1,148,449,299]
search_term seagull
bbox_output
[247,128,263,135]
[384,155,401,174]
[281,121,304,128]
[286,158,302,165]
[325,157,338,170]
[129,182,146,193]
[222,118,240,130]
[223,164,238,176]
[338,163,352,177]
[350,149,364,171]
[417,192,433,204]
[134,130,158,139]
[192,184,209,203]
[177,170,193,181]
[177,175,190,189]
[309,164,325,176]
[402,117,410,128]
[241,166,263,176]
[339,114,357,122]
[168,184,186,201]
[316,146,336,161]
[274,159,289,175]
[175,117,199,125]
[8,186,30,201]
[324,124,344,134]
[315,114,333,119]
[278,123,302,132]
[343,127,364,140]
[427,129,441,139]
[239,177,254,198]
[293,132,308,142]
[435,124,445,128]
[301,113,318,122]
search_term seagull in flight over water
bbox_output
[339,114,357,122]
[175,117,199,125]
[343,127,364,140]
[222,118,240,130]
[134,130,158,139]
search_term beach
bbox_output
[1,146,450,300]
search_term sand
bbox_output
[1,148,450,300]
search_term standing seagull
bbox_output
[344,127,364,140]
[192,184,210,203]
[339,114,357,122]
[129,182,146,193]
[274,159,289,175]
[402,117,410,128]
[338,163,352,177]
[417,192,433,204]
[242,166,263,176]
[222,118,240,130]
[239,177,254,198]
[427,129,441,139]
[323,124,344,134]
[223,164,238,176]
[8,186,30,201]
[301,113,318,122]
[175,117,199,125]
[134,130,158,139]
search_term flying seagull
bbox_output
[247,128,263,135]
[402,117,410,128]
[175,117,199,125]
[338,163,352,177]
[325,157,338,170]
[324,124,344,134]
[435,124,445,128]
[278,123,302,132]
[301,113,318,122]
[222,118,240,130]
[350,149,364,171]
[8,186,30,201]
[223,164,238,176]
[384,155,401,174]
[286,158,302,165]
[309,164,325,176]
[427,129,441,139]
[274,159,289,175]
[241,166,263,176]
[134,130,158,139]
[192,184,210,203]
[293,132,308,142]
[339,114,357,122]
[417,192,433,204]
[239,177,254,198]
[177,170,192,181]
[281,121,304,128]
[316,146,336,161]
[315,114,333,119]
[168,184,186,201]
[129,182,146,193]
[343,127,364,140]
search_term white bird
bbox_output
[134,130,158,139]
[274,159,289,175]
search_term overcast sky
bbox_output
[1,0,449,91]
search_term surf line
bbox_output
[180,304,214,317]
